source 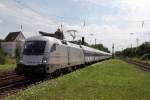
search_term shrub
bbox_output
[15,45,21,63]
[140,54,150,60]
[0,50,7,64]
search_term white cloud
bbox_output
[0,19,3,23]
[0,1,59,30]
[0,0,150,51]
[73,0,117,6]
[0,2,5,8]
[119,0,150,20]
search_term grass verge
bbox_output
[5,59,150,100]
[0,64,16,71]
[0,49,16,71]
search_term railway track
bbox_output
[0,71,31,97]
[122,59,150,71]
[0,79,30,92]
[0,74,27,88]
[0,70,16,77]
[0,59,109,98]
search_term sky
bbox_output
[0,0,150,51]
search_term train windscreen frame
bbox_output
[23,41,46,55]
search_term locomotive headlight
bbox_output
[19,57,23,63]
[42,57,47,64]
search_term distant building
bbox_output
[1,31,25,57]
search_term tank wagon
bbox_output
[16,36,112,76]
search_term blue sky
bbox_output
[0,0,150,51]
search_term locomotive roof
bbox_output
[25,36,82,49]
[26,36,56,42]
[25,36,111,55]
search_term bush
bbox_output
[140,54,150,60]
[0,48,16,65]
[0,50,7,64]
[122,42,150,59]
[15,45,21,63]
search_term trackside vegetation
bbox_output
[6,59,150,100]
[116,42,150,61]
[0,63,16,71]
[0,49,16,71]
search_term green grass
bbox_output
[0,49,16,71]
[0,64,16,71]
[6,59,150,100]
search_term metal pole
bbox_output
[136,38,139,47]
[95,38,96,46]
[112,43,114,58]
[20,25,22,31]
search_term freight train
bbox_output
[15,35,112,76]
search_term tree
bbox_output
[90,44,110,53]
[15,43,21,63]
[0,49,7,64]
[121,42,150,59]
[69,39,110,53]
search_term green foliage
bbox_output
[140,54,150,60]
[0,63,16,71]
[0,49,7,64]
[69,39,110,53]
[121,42,150,59]
[0,48,16,71]
[15,44,21,63]
[136,42,150,56]
[0,55,6,64]
[6,59,150,100]
[90,44,110,53]
[122,48,136,57]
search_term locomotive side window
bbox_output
[23,41,46,55]
[51,44,56,52]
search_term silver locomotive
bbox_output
[16,35,112,76]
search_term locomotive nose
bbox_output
[23,55,44,65]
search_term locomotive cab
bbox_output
[15,35,112,77]
[16,36,55,75]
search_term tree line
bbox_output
[69,39,110,53]
[84,42,110,53]
[116,42,150,60]
[90,44,110,53]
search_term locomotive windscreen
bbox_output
[23,41,46,55]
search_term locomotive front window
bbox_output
[23,41,46,55]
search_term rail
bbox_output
[121,58,150,71]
